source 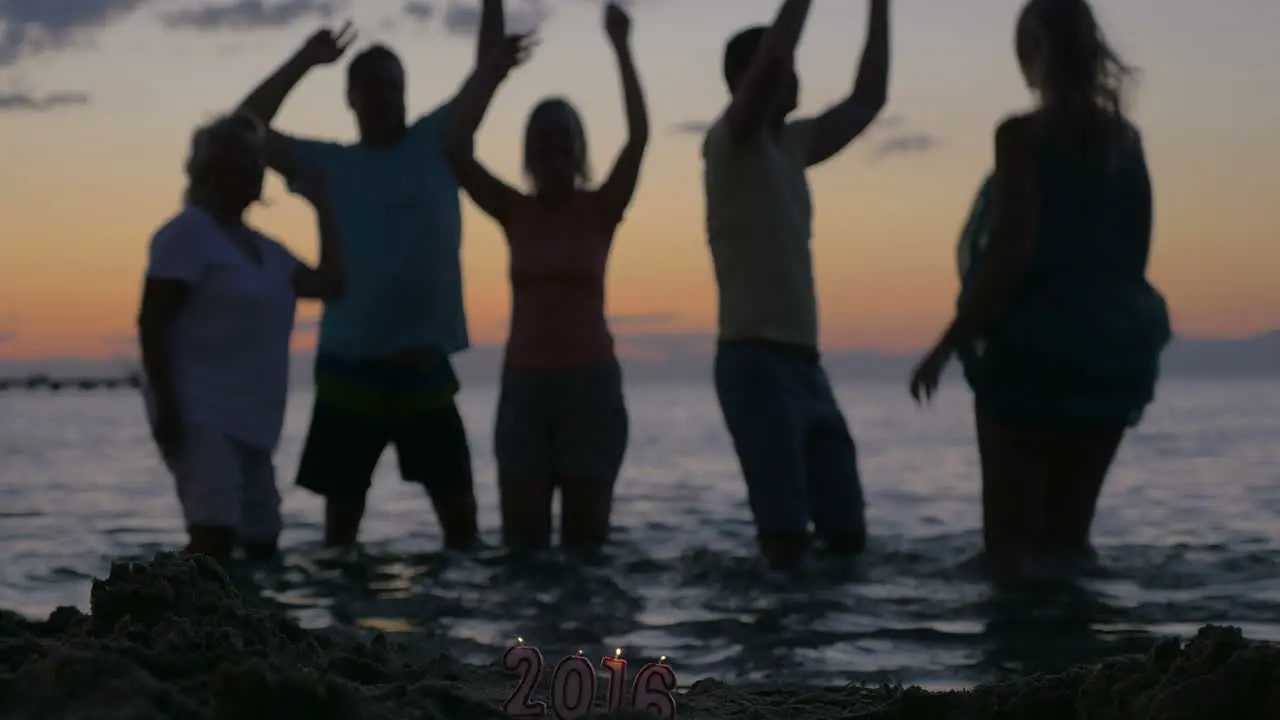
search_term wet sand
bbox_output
[1,553,1277,719]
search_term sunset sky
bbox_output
[1,0,1277,360]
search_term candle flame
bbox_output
[660,656,667,663]
[577,649,583,655]
[517,637,524,645]
[615,648,622,658]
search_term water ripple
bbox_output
[0,378,1277,687]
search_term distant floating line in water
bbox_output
[0,372,142,392]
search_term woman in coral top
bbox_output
[447,2,649,550]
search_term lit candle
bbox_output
[600,648,627,712]
[550,650,597,719]
[500,638,546,717]
[631,656,678,719]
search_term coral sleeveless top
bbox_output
[503,191,616,369]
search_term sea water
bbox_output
[1,378,1277,688]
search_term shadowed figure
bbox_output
[909,0,1171,580]
[701,0,890,571]
[232,11,506,551]
[445,1,650,551]
[136,113,345,563]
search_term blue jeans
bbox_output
[714,340,866,538]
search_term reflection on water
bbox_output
[194,532,1277,689]
[1,380,1279,687]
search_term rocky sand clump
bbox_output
[1,553,1279,719]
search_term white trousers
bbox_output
[163,425,282,542]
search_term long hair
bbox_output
[523,97,591,191]
[1017,0,1135,158]
[182,112,265,205]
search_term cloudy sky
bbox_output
[1,0,1277,359]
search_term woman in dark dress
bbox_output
[909,0,1171,578]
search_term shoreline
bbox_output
[0,553,1275,719]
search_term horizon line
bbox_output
[1,328,1276,365]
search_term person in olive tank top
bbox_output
[909,0,1170,580]
[445,2,650,550]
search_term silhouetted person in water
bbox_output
[137,114,344,563]
[909,0,1171,579]
[447,2,649,551]
[702,0,890,570]
[234,12,502,551]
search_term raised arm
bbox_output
[290,169,346,301]
[803,0,885,165]
[235,24,356,179]
[805,0,889,167]
[446,35,532,225]
[597,3,649,228]
[478,0,505,66]
[723,0,813,146]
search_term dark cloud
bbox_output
[402,1,434,23]
[667,112,940,160]
[400,1,644,36]
[0,90,89,112]
[669,119,711,135]
[671,113,907,137]
[870,132,940,159]
[437,0,550,35]
[869,113,903,131]
[0,0,147,67]
[162,0,346,31]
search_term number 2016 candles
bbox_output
[501,640,677,718]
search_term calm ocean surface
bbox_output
[1,378,1278,688]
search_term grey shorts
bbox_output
[494,360,629,485]
[162,425,281,542]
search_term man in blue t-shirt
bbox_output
[234,3,505,550]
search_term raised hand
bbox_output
[486,33,537,75]
[296,22,357,67]
[605,2,631,46]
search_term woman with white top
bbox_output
[137,112,345,563]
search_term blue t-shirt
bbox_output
[288,104,468,359]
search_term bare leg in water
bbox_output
[1038,424,1126,567]
[500,481,555,550]
[975,406,1052,579]
[560,477,613,551]
[326,492,477,551]
[324,500,364,548]
[184,526,237,565]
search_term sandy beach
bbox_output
[0,553,1276,719]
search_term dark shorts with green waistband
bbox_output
[295,352,474,505]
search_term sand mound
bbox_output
[0,553,1277,719]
